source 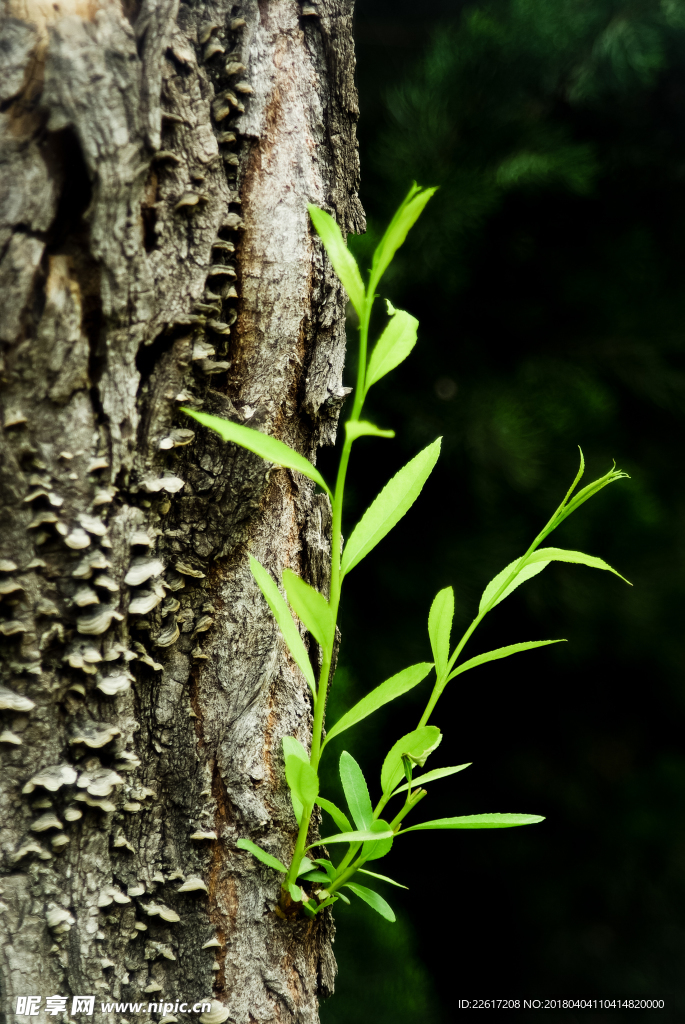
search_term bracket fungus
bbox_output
[200,1001,230,1024]
[0,685,35,712]
[177,877,208,893]
[23,764,77,794]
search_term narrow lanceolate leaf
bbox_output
[285,756,319,810]
[305,827,394,851]
[316,796,352,834]
[312,858,337,881]
[250,557,316,696]
[446,640,566,683]
[297,856,315,876]
[298,870,331,884]
[358,869,408,889]
[558,446,586,511]
[399,813,545,833]
[555,462,630,525]
[341,438,442,576]
[288,883,304,903]
[365,309,419,390]
[183,409,330,497]
[282,569,335,654]
[479,545,630,615]
[362,819,394,862]
[344,882,396,923]
[381,726,442,795]
[526,547,631,584]
[283,735,309,822]
[339,751,373,830]
[369,182,438,294]
[345,420,396,442]
[323,662,433,748]
[282,735,309,764]
[428,587,454,681]
[392,763,472,796]
[308,205,366,316]
[236,837,287,873]
[478,557,549,614]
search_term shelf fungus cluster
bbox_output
[164,7,250,396]
[0,0,356,1012]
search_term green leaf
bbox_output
[297,856,315,876]
[558,445,585,511]
[362,819,394,862]
[368,183,438,295]
[479,545,630,615]
[250,557,316,696]
[478,558,548,614]
[236,837,287,873]
[554,462,630,526]
[288,883,304,903]
[282,735,309,763]
[308,205,366,316]
[282,569,335,654]
[381,726,442,795]
[285,756,319,812]
[345,882,396,923]
[399,813,545,833]
[183,409,331,498]
[282,736,309,823]
[392,763,472,796]
[323,662,434,749]
[336,891,351,905]
[312,858,336,881]
[428,587,454,680]
[299,870,332,884]
[358,869,408,889]
[316,796,352,833]
[345,420,396,442]
[365,309,419,390]
[339,751,373,830]
[305,828,394,851]
[447,640,566,683]
[341,438,442,576]
[526,547,631,585]
[315,897,339,910]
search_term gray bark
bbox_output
[0,1,363,1022]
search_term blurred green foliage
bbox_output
[321,0,685,1019]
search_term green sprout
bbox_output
[183,184,630,923]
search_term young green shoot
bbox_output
[183,185,630,923]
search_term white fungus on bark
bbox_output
[0,685,35,712]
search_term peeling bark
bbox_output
[0,1,363,1021]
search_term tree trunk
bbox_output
[0,1,363,1021]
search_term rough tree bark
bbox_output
[0,0,364,1021]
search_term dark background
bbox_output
[318,1,685,1021]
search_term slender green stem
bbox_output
[285,297,376,892]
[310,651,332,770]
[351,301,372,420]
[332,840,363,876]
[325,860,365,897]
[284,802,313,890]
[325,791,426,900]
[371,768,421,823]
[417,508,567,729]
[388,788,426,831]
[329,297,373,618]
[329,436,353,622]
